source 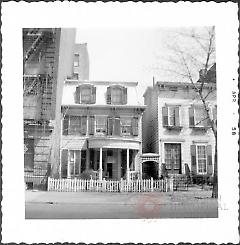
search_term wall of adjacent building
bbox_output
[157,86,216,175]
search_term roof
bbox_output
[62,80,144,107]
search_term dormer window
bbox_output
[106,85,127,105]
[75,84,96,104]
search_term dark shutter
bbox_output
[189,106,195,127]
[81,116,87,135]
[174,107,180,126]
[162,106,168,126]
[107,117,113,135]
[122,87,127,104]
[88,116,95,135]
[61,149,68,178]
[91,86,96,104]
[207,145,213,175]
[75,86,80,104]
[190,145,197,174]
[106,87,111,104]
[62,116,69,135]
[132,117,138,136]
[114,117,121,136]
[75,151,81,176]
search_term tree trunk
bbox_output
[212,143,218,198]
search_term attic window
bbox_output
[75,84,96,104]
[106,85,127,105]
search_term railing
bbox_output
[48,177,173,193]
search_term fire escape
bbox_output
[23,28,56,188]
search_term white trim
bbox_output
[195,144,207,175]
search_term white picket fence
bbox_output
[47,177,173,192]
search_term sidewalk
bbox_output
[25,186,215,206]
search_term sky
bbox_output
[76,27,214,97]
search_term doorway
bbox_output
[164,143,182,174]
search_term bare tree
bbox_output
[162,27,217,198]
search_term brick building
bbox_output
[72,43,89,80]
[23,28,76,187]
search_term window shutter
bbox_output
[132,117,138,136]
[190,145,197,174]
[75,86,80,104]
[162,106,168,126]
[189,106,195,127]
[207,145,213,175]
[81,116,87,135]
[174,107,180,126]
[75,151,81,176]
[106,87,111,104]
[122,87,127,104]
[89,116,95,135]
[62,116,69,135]
[61,149,68,178]
[107,117,113,135]
[114,117,121,136]
[91,86,96,104]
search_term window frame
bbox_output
[120,116,132,136]
[196,144,207,174]
[63,115,87,136]
[95,115,108,135]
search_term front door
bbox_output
[164,143,181,174]
[107,163,113,178]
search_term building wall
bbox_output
[142,88,159,153]
[50,28,76,178]
[73,43,89,80]
[157,85,216,175]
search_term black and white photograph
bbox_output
[23,27,218,219]
[2,2,239,244]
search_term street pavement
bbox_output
[25,187,218,219]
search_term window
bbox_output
[61,150,83,178]
[95,116,107,135]
[74,54,79,67]
[73,73,79,80]
[112,87,122,104]
[62,116,87,136]
[106,86,127,105]
[81,86,92,103]
[189,105,210,127]
[75,85,96,104]
[196,145,207,174]
[162,106,180,127]
[24,138,34,171]
[120,117,132,135]
[190,144,212,175]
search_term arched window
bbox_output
[75,84,96,104]
[106,85,127,105]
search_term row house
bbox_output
[60,80,145,180]
[143,81,216,178]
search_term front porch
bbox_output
[60,148,139,181]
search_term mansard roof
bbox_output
[62,79,144,108]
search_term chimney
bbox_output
[153,76,155,87]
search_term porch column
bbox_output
[99,147,103,181]
[126,148,130,181]
[117,149,121,180]
[158,159,161,178]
